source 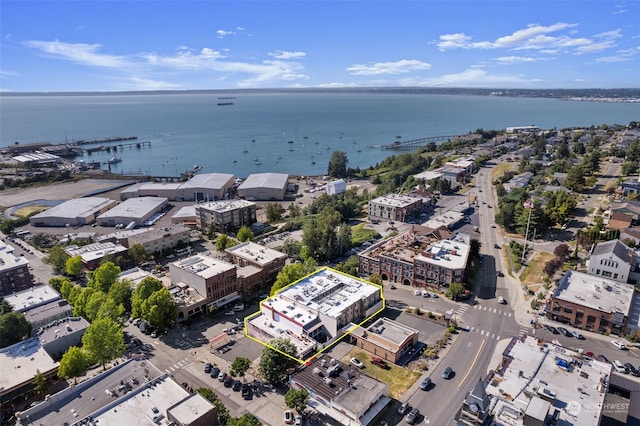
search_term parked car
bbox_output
[204,363,212,373]
[350,357,365,369]
[422,290,431,298]
[430,292,439,298]
[557,327,570,337]
[210,367,220,378]
[494,244,501,249]
[294,415,302,426]
[406,407,420,424]
[571,330,585,340]
[389,284,396,290]
[613,360,627,374]
[611,340,629,350]
[584,351,594,358]
[371,357,388,369]
[625,363,640,376]
[284,410,294,424]
[496,271,504,277]
[419,377,432,390]
[223,376,233,387]
[218,371,227,382]
[414,290,421,296]
[241,383,252,399]
[232,380,242,391]
[545,325,559,334]
[498,296,506,304]
[596,354,610,364]
[224,310,235,316]
[397,402,410,415]
[442,367,454,379]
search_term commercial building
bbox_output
[237,172,289,201]
[29,197,116,227]
[358,230,470,289]
[36,317,90,361]
[171,282,208,323]
[248,268,383,360]
[120,173,235,201]
[348,317,419,364]
[23,299,73,332]
[169,254,240,312]
[7,284,61,313]
[16,359,217,426]
[195,199,257,233]
[225,242,287,295]
[325,179,347,195]
[171,205,197,226]
[289,356,390,426]
[367,193,424,223]
[0,241,33,297]
[96,196,169,227]
[546,270,634,335]
[127,225,190,257]
[464,335,611,426]
[64,241,130,270]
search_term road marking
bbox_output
[459,338,486,389]
[496,335,500,340]
[491,333,495,339]
[480,330,485,336]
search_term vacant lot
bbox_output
[519,251,555,287]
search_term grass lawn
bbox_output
[490,162,515,182]
[344,349,421,399]
[14,204,48,218]
[520,251,555,286]
[351,223,381,245]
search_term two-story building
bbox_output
[587,239,634,283]
[224,241,287,296]
[367,193,424,223]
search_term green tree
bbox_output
[33,369,48,395]
[142,287,178,330]
[49,276,70,293]
[270,258,318,295]
[128,243,148,265]
[0,311,31,348]
[227,414,262,426]
[65,255,84,278]
[72,287,95,319]
[85,291,108,322]
[334,256,359,276]
[446,282,466,301]
[88,261,121,293]
[288,203,302,218]
[237,225,254,242]
[231,356,251,378]
[59,278,74,300]
[97,296,125,323]
[197,387,230,425]
[216,234,234,252]
[108,280,133,313]
[258,336,299,383]
[81,317,125,370]
[0,299,13,315]
[564,165,586,191]
[44,245,69,275]
[58,346,89,384]
[266,203,286,223]
[131,276,163,318]
[328,150,349,178]
[368,273,383,285]
[285,388,309,413]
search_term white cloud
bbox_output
[596,46,639,62]
[493,23,578,48]
[115,76,184,91]
[414,68,536,87]
[23,40,128,68]
[268,50,306,59]
[0,69,20,76]
[346,59,431,76]
[495,56,537,64]
[216,29,236,38]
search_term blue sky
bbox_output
[1,1,638,92]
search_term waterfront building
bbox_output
[29,197,116,227]
[367,193,424,223]
[96,196,169,227]
[237,173,289,200]
[120,172,235,201]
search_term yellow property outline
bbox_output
[243,266,386,365]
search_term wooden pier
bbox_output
[85,141,151,154]
[379,135,457,151]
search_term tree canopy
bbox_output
[88,262,121,293]
[58,346,89,384]
[231,356,251,377]
[81,317,125,370]
[285,388,309,413]
[142,287,178,330]
[327,150,349,178]
[131,276,163,318]
[0,311,31,348]
[258,336,299,383]
[270,258,318,295]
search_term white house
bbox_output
[587,239,634,283]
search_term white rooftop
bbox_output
[172,255,236,279]
[414,168,443,181]
[65,241,128,263]
[0,337,58,394]
[225,241,287,266]
[488,335,611,426]
[6,284,60,312]
[276,268,380,319]
[179,172,234,189]
[30,197,115,220]
[415,238,470,270]
[98,197,168,220]
[554,270,635,315]
[370,193,422,208]
[0,242,29,271]
[196,199,255,213]
[421,211,464,229]
[238,172,289,189]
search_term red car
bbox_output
[371,357,388,368]
[585,351,594,358]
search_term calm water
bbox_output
[1,93,639,177]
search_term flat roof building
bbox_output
[0,241,33,297]
[127,225,190,257]
[348,317,419,364]
[65,241,130,270]
[237,173,289,201]
[195,199,257,233]
[547,270,634,335]
[225,242,287,295]
[29,197,117,227]
[120,173,234,201]
[248,268,383,361]
[97,196,168,227]
[368,193,424,223]
[6,284,60,313]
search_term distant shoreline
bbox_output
[2,87,639,101]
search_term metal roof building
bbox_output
[29,197,117,227]
[97,197,168,227]
[237,172,289,200]
[119,173,235,201]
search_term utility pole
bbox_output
[522,201,534,263]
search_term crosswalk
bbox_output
[147,338,192,349]
[466,325,529,341]
[452,304,513,319]
[165,358,192,374]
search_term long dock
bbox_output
[85,141,151,154]
[71,136,138,146]
[379,135,457,151]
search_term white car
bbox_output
[350,357,365,369]
[224,310,235,316]
[611,340,629,350]
[284,409,294,424]
[414,290,421,296]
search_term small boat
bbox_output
[243,149,248,153]
[288,140,294,144]
[108,157,122,164]
[193,164,202,171]
[311,161,316,165]
[255,160,262,165]
[217,102,234,106]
